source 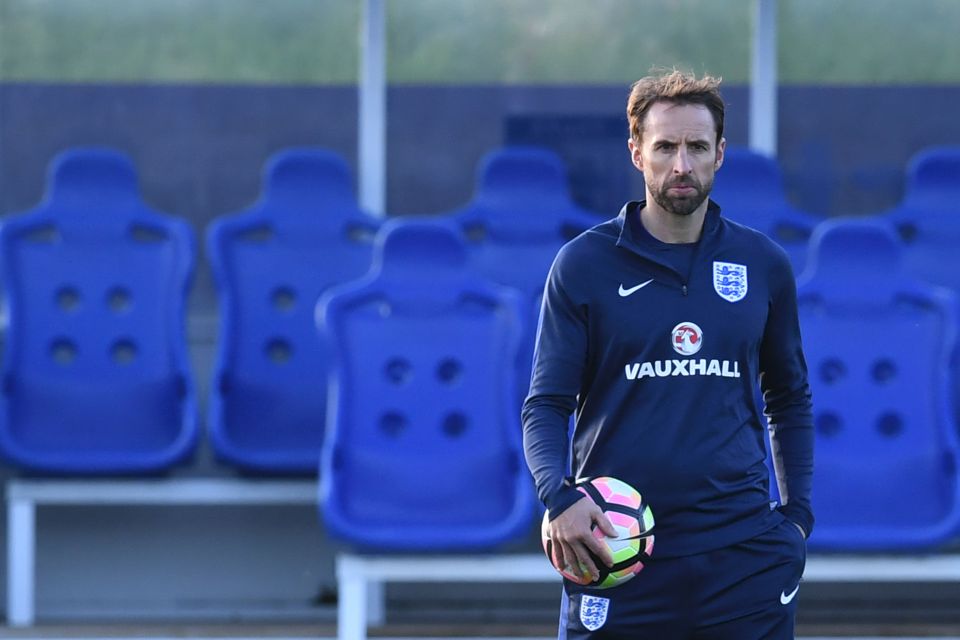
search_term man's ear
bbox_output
[628,138,643,172]
[714,137,726,171]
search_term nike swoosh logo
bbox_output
[780,584,800,605]
[618,279,655,297]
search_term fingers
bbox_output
[551,536,567,571]
[547,498,617,582]
[586,529,614,569]
[570,539,601,581]
[558,539,592,583]
[595,511,619,539]
[548,530,587,584]
[578,508,614,568]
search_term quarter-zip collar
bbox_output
[614,198,723,260]
[614,199,724,294]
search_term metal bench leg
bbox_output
[337,556,368,640]
[7,497,36,626]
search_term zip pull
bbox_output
[682,284,688,296]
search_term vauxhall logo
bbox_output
[624,358,741,380]
[625,321,741,380]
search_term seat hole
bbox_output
[56,286,81,313]
[876,412,903,438]
[385,358,412,384]
[819,358,846,384]
[816,412,842,438]
[272,286,296,312]
[442,412,468,438]
[871,359,897,383]
[380,412,407,437]
[50,338,78,365]
[436,358,462,384]
[896,222,918,243]
[265,338,292,364]
[111,339,137,365]
[106,287,132,313]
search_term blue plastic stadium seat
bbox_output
[885,146,960,293]
[798,218,960,550]
[450,146,602,403]
[0,148,198,474]
[206,148,379,474]
[318,218,535,550]
[711,146,820,274]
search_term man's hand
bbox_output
[544,497,618,583]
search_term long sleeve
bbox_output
[759,259,815,536]
[521,253,589,519]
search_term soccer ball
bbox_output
[541,476,655,589]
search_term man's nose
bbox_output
[673,149,692,174]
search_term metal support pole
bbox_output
[750,0,778,157]
[359,0,387,215]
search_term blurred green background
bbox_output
[1,0,958,85]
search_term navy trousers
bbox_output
[559,516,806,640]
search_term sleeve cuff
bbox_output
[777,503,814,539]
[545,485,587,521]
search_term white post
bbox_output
[7,496,36,626]
[359,0,387,216]
[750,0,778,157]
[337,555,368,640]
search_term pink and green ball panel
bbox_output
[640,533,655,556]
[591,477,642,509]
[603,509,643,538]
[605,534,642,564]
[640,505,655,531]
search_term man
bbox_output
[522,69,813,639]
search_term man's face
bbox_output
[629,101,725,217]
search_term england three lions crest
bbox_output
[579,595,609,631]
[713,261,748,302]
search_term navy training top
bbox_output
[521,200,814,558]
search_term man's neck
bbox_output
[639,197,708,244]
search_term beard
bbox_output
[650,174,714,217]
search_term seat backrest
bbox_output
[713,146,790,212]
[206,148,379,473]
[0,147,197,473]
[712,147,819,274]
[798,218,960,549]
[901,145,960,213]
[886,146,960,292]
[318,218,535,550]
[452,146,602,401]
[465,146,596,237]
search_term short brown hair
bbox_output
[627,69,725,145]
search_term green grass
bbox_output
[0,0,957,84]
[0,0,359,83]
